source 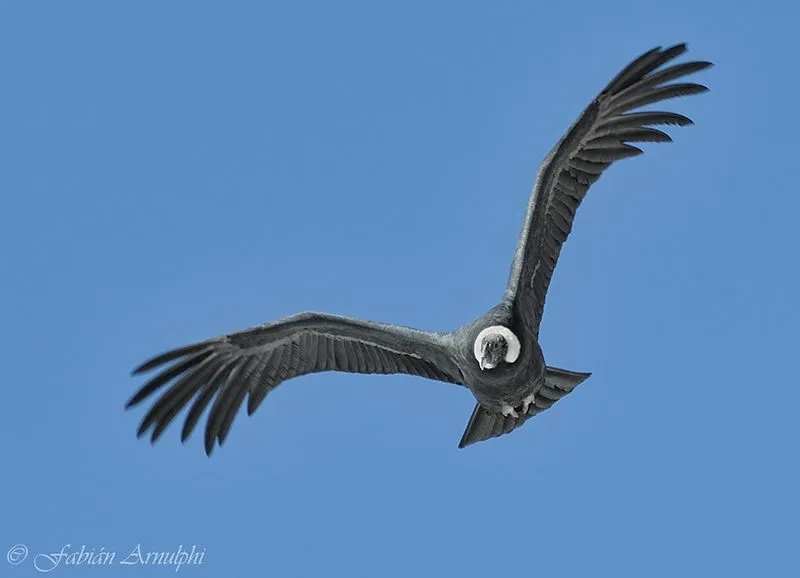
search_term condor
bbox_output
[128,44,711,454]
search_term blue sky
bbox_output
[1,1,798,576]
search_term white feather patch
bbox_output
[473,325,521,365]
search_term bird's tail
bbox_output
[457,366,591,449]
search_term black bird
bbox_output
[128,44,711,454]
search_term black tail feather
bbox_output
[457,366,591,449]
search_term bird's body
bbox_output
[128,44,711,454]
[454,306,543,412]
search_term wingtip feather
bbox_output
[204,435,216,456]
[136,419,150,439]
[131,342,209,375]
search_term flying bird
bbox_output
[128,44,711,455]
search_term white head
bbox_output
[473,326,521,370]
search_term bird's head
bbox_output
[473,325,521,371]
[479,334,508,370]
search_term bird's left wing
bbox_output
[506,44,711,335]
[127,312,463,454]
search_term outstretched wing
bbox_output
[506,44,711,335]
[458,367,591,448]
[127,312,464,454]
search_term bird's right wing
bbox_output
[458,366,591,448]
[127,312,464,454]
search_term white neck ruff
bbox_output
[473,325,521,364]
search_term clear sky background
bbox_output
[2,1,798,576]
